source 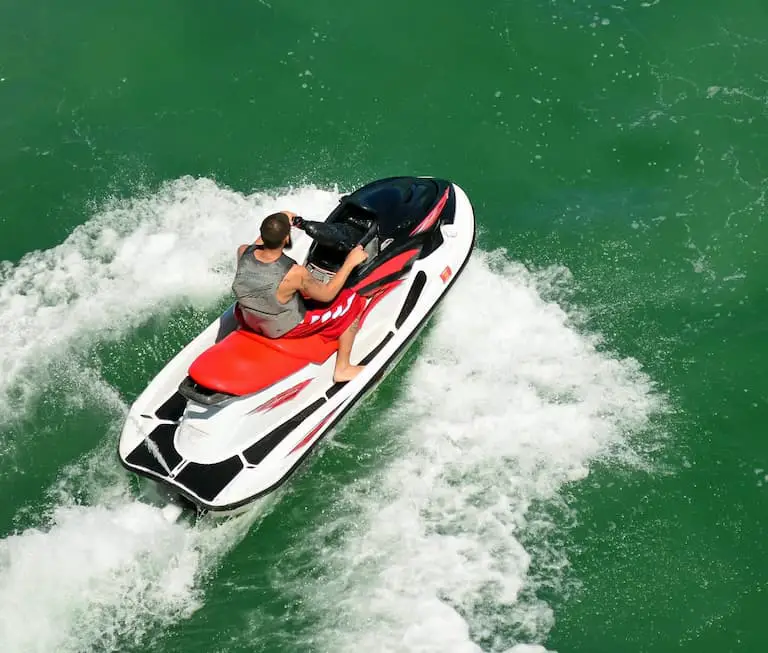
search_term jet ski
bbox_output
[118,176,475,516]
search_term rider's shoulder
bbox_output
[284,263,309,281]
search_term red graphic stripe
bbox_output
[251,378,313,413]
[288,408,340,455]
[410,187,450,236]
[351,249,419,293]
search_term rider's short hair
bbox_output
[260,212,291,249]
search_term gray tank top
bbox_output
[232,245,306,338]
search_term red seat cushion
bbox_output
[188,329,339,396]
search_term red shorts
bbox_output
[284,288,366,341]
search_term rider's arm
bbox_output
[295,260,357,303]
[281,246,368,304]
[237,244,248,261]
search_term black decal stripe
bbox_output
[174,456,244,502]
[326,331,395,398]
[125,444,169,477]
[360,331,395,365]
[395,271,427,328]
[125,423,182,476]
[325,381,347,399]
[150,423,183,469]
[155,392,187,421]
[355,270,408,297]
[242,398,326,465]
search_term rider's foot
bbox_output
[333,364,365,383]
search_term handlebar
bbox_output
[357,222,378,249]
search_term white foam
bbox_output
[0,179,336,649]
[0,502,199,652]
[0,176,340,426]
[0,458,266,653]
[290,251,662,652]
[0,500,269,653]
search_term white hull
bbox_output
[119,181,475,514]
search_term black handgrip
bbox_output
[357,222,378,248]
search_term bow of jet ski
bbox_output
[118,176,475,517]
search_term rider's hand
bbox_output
[281,210,298,225]
[345,245,369,268]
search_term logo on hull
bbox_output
[308,294,355,325]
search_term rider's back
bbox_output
[232,245,306,338]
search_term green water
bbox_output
[1,0,767,651]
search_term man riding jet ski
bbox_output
[232,211,369,382]
[119,176,475,515]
